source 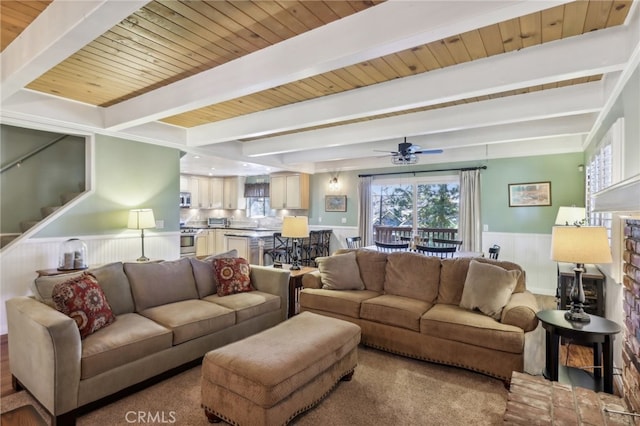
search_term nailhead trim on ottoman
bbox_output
[201,311,361,425]
[504,371,638,425]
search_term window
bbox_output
[246,197,270,217]
[371,175,459,241]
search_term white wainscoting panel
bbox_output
[0,232,180,334]
[482,231,556,296]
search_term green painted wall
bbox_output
[308,152,585,234]
[35,134,180,237]
[1,125,85,233]
[481,153,585,233]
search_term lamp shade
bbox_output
[281,216,309,238]
[550,226,612,264]
[128,209,156,230]
[555,206,586,226]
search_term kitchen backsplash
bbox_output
[180,210,290,229]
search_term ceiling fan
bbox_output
[376,138,443,165]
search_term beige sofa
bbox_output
[300,249,539,382]
[5,256,290,425]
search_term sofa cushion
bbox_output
[383,252,441,302]
[204,291,280,323]
[191,249,239,298]
[52,272,116,339]
[140,299,235,345]
[360,294,432,331]
[81,312,172,379]
[213,257,254,296]
[459,260,520,320]
[439,257,526,305]
[316,251,365,290]
[334,248,387,292]
[32,262,134,315]
[299,289,380,318]
[420,304,524,354]
[125,258,198,312]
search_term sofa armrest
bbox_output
[5,296,82,415]
[301,271,322,289]
[249,266,291,321]
[500,290,539,332]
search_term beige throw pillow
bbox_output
[317,251,365,291]
[459,260,521,320]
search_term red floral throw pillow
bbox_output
[213,257,254,297]
[51,272,116,339]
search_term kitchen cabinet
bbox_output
[223,176,246,210]
[226,236,249,259]
[270,173,309,209]
[215,229,227,254]
[209,177,224,209]
[195,233,208,257]
[197,177,210,209]
[180,175,190,192]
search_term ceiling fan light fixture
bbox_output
[392,154,418,165]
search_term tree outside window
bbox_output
[372,177,459,232]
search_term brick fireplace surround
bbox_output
[622,219,640,412]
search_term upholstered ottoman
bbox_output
[201,311,361,425]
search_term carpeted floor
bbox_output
[1,345,511,425]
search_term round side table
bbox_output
[536,309,621,394]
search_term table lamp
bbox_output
[550,226,612,323]
[128,209,156,262]
[281,216,309,270]
[555,206,586,226]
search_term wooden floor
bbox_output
[0,332,595,399]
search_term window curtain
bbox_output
[459,169,481,252]
[358,176,373,246]
[244,183,269,198]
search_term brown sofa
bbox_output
[5,256,290,425]
[300,249,539,382]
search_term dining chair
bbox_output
[263,232,290,265]
[488,244,501,260]
[431,238,463,250]
[374,241,409,252]
[415,244,457,258]
[346,236,362,249]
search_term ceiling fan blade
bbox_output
[413,149,444,155]
[373,149,399,154]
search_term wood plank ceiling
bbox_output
[2,0,632,141]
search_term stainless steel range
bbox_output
[180,228,201,255]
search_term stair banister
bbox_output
[0,134,68,174]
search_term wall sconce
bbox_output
[329,176,339,191]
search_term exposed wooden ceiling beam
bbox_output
[103,0,572,130]
[189,25,629,145]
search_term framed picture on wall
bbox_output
[325,195,347,212]
[508,181,552,207]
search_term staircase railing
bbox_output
[0,134,68,174]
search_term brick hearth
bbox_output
[504,372,637,425]
[622,219,640,412]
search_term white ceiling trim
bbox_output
[102,0,571,131]
[0,0,149,103]
[188,25,629,145]
[311,135,585,173]
[281,114,594,164]
[240,81,603,157]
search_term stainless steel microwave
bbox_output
[179,192,191,208]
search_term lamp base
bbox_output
[564,307,591,323]
[136,256,150,262]
[289,263,301,271]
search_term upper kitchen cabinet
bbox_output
[270,173,309,209]
[223,176,246,210]
[209,177,224,209]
